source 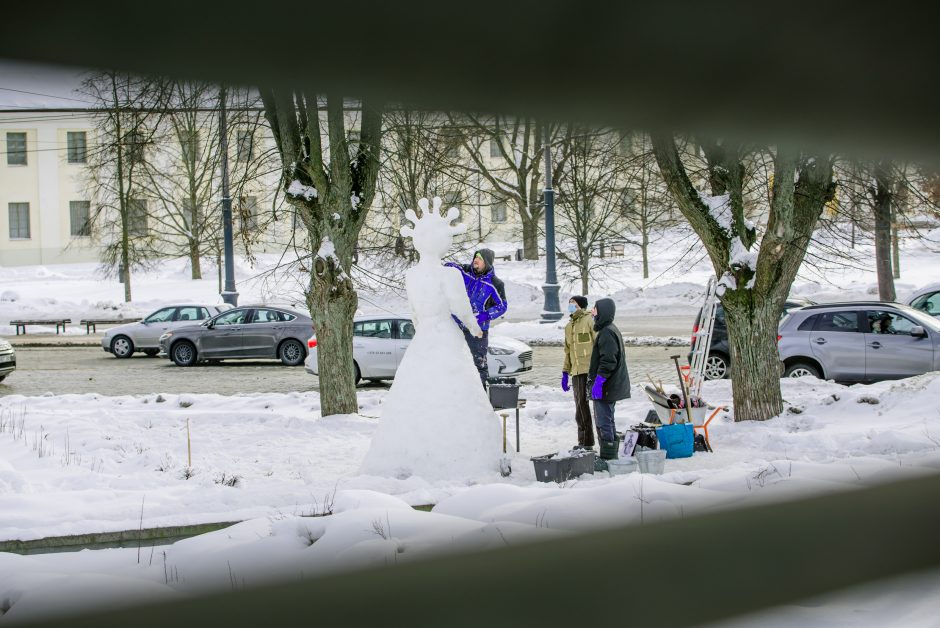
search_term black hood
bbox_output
[594,297,616,330]
[472,248,496,274]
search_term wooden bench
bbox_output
[79,318,141,334]
[10,319,72,335]
[496,254,513,262]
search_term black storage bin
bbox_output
[489,384,520,409]
[531,451,595,483]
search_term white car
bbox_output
[102,304,233,358]
[909,284,940,318]
[304,315,533,384]
[0,338,15,383]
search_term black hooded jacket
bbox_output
[588,297,631,402]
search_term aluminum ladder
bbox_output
[688,276,719,400]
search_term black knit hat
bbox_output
[570,295,588,310]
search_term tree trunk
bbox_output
[190,240,203,280]
[891,212,900,280]
[640,213,650,279]
[580,264,589,296]
[520,212,539,260]
[307,253,358,417]
[722,296,784,420]
[873,165,896,301]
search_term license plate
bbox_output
[0,354,13,363]
[521,360,531,370]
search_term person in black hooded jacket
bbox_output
[588,297,631,462]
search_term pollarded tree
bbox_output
[651,136,835,421]
[261,92,382,416]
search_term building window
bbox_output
[67,132,87,164]
[491,201,507,223]
[240,195,258,230]
[441,128,461,159]
[6,132,27,166]
[236,130,254,163]
[180,130,200,163]
[489,138,502,158]
[128,199,148,236]
[126,131,145,166]
[70,201,91,236]
[8,202,30,239]
[445,191,462,221]
[182,200,204,230]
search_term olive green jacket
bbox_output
[563,308,596,376]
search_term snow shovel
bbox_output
[669,354,693,423]
[499,412,512,476]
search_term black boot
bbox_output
[600,440,620,461]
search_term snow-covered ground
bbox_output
[2,374,940,623]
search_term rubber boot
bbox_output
[600,440,620,461]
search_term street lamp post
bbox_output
[218,86,238,306]
[540,125,562,323]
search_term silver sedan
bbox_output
[102,304,232,358]
[159,305,313,367]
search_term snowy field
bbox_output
[2,227,940,623]
[2,374,940,623]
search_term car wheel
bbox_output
[171,341,198,367]
[703,354,729,380]
[111,335,134,359]
[785,362,821,378]
[279,339,306,366]
[354,362,362,385]
[143,349,159,357]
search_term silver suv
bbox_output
[778,302,940,382]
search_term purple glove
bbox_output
[591,375,607,400]
[476,311,489,327]
[561,372,570,392]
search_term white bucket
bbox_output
[606,457,638,476]
[636,449,666,474]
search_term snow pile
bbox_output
[286,180,318,200]
[699,192,732,233]
[361,198,501,480]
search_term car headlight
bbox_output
[0,340,11,351]
[488,346,514,355]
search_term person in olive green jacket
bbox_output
[561,296,597,448]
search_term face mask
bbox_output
[567,304,577,313]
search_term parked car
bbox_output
[777,301,940,382]
[691,298,816,379]
[304,315,533,384]
[908,284,940,318]
[0,338,15,383]
[159,305,312,366]
[102,304,233,358]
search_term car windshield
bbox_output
[893,304,940,331]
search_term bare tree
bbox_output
[456,115,570,260]
[261,92,383,416]
[652,135,835,421]
[552,126,631,294]
[81,71,170,301]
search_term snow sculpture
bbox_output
[361,197,501,480]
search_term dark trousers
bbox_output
[593,399,617,443]
[571,374,595,447]
[462,327,489,388]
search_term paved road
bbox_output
[0,344,690,397]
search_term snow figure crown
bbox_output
[400,197,466,261]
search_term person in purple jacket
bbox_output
[445,248,508,388]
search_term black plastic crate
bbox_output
[530,451,595,483]
[489,383,520,409]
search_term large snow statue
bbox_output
[361,197,501,480]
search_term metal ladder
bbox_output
[688,276,719,400]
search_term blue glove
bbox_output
[561,372,570,392]
[476,311,489,327]
[591,375,607,400]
